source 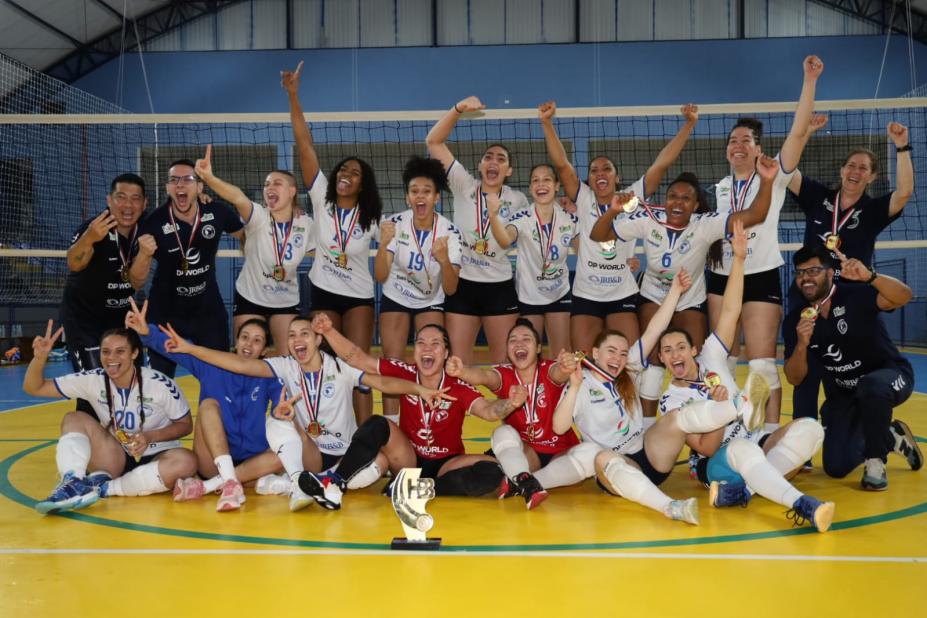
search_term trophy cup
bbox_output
[390,468,441,551]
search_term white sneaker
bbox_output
[734,371,770,432]
[288,482,315,512]
[255,473,291,496]
[665,497,699,525]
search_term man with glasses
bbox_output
[61,173,148,384]
[130,160,244,377]
[783,245,921,490]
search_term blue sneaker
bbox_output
[35,472,100,515]
[85,471,113,498]
[787,495,835,533]
[708,480,752,508]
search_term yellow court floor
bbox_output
[1,368,925,617]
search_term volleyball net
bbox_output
[1,56,925,345]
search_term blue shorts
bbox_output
[706,444,743,485]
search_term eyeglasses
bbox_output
[168,175,197,185]
[795,266,826,278]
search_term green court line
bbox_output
[3,441,926,553]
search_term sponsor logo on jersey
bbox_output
[832,306,845,317]
[201,212,215,222]
[201,224,216,239]
[837,318,848,334]
[822,344,843,362]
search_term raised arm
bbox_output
[837,250,913,310]
[713,220,747,349]
[638,269,692,357]
[780,55,823,172]
[444,355,502,391]
[282,61,320,187]
[195,145,252,221]
[158,323,273,378]
[360,373,455,410]
[471,385,529,422]
[642,104,699,196]
[311,313,380,374]
[539,101,580,200]
[888,122,914,216]
[786,114,828,195]
[426,96,485,172]
[552,365,583,435]
[729,156,778,231]
[374,220,395,283]
[487,192,516,248]
[67,212,116,272]
[128,233,156,290]
[22,320,65,398]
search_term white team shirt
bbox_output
[383,210,463,309]
[54,367,190,457]
[567,339,647,454]
[572,179,641,302]
[306,171,380,299]
[447,160,529,282]
[235,202,313,308]
[263,353,365,456]
[613,210,729,310]
[712,154,795,275]
[658,333,762,447]
[507,204,578,305]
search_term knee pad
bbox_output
[639,364,665,401]
[567,442,601,479]
[491,424,522,453]
[352,415,391,450]
[725,438,765,473]
[600,454,647,501]
[346,461,382,490]
[434,461,504,497]
[779,418,824,462]
[264,416,300,450]
[726,355,738,377]
[748,357,780,390]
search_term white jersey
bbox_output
[54,367,190,457]
[613,210,728,310]
[263,353,365,456]
[567,339,647,454]
[235,202,313,308]
[383,210,463,309]
[572,180,641,302]
[306,171,379,299]
[507,204,578,305]
[658,333,762,448]
[447,160,529,282]
[711,154,795,275]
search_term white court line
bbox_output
[0,548,924,563]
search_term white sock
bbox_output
[726,439,802,508]
[56,432,91,478]
[214,454,237,482]
[346,461,382,490]
[203,475,223,493]
[106,461,168,496]
[491,425,529,478]
[675,400,737,433]
[602,455,672,513]
[266,417,304,478]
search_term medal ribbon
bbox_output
[534,206,556,270]
[830,191,855,237]
[416,371,445,441]
[580,357,617,382]
[168,204,202,269]
[108,368,138,433]
[812,282,838,315]
[514,365,541,428]
[410,215,439,292]
[640,199,688,233]
[475,185,492,242]
[271,213,294,269]
[729,173,757,212]
[115,223,138,274]
[333,206,360,255]
[299,369,323,428]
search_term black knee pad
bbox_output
[434,461,503,497]
[353,415,391,449]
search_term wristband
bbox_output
[866,270,879,284]
[896,144,912,153]
[454,104,463,114]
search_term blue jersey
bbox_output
[143,326,278,462]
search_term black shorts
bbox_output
[416,454,458,479]
[233,290,300,317]
[380,295,444,316]
[639,296,707,314]
[519,294,572,316]
[570,293,639,318]
[309,285,374,315]
[706,268,782,304]
[121,451,159,475]
[596,445,670,493]
[443,278,519,317]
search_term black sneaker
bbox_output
[890,420,923,471]
[297,471,342,510]
[513,472,548,510]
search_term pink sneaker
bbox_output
[172,477,205,502]
[216,479,245,512]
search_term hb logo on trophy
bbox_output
[390,468,442,551]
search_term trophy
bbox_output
[390,468,441,551]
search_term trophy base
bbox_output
[390,537,442,551]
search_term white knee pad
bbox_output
[265,416,300,450]
[566,442,600,479]
[726,355,738,377]
[725,438,765,473]
[491,424,522,453]
[346,461,383,490]
[778,418,825,462]
[639,364,665,401]
[601,454,648,501]
[748,357,780,390]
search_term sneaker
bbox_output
[35,472,100,515]
[708,480,752,508]
[289,481,315,512]
[800,460,813,473]
[255,473,291,496]
[319,470,347,493]
[381,478,395,498]
[687,450,700,480]
[890,420,923,471]
[297,471,342,510]
[216,479,245,512]
[496,476,520,500]
[861,458,888,491]
[786,495,835,532]
[85,471,112,498]
[514,472,548,510]
[665,497,699,525]
[172,477,206,502]
[734,371,770,432]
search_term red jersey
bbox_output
[378,358,483,460]
[492,359,579,454]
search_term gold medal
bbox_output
[336,252,348,268]
[180,258,189,272]
[115,429,131,444]
[474,238,487,255]
[272,265,286,281]
[704,372,721,388]
[573,350,587,362]
[622,196,639,213]
[825,234,840,251]
[120,266,129,283]
[307,421,322,438]
[801,306,818,320]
